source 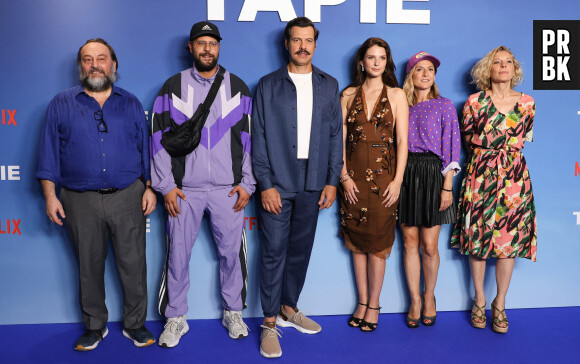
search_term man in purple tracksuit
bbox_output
[150,21,256,347]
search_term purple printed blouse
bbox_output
[408,97,461,175]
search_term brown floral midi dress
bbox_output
[340,86,397,258]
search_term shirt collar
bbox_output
[191,64,219,84]
[74,85,124,97]
[273,64,326,82]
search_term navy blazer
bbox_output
[252,65,343,193]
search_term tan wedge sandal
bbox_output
[471,299,486,329]
[491,301,509,334]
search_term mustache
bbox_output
[200,52,215,58]
[295,49,310,55]
[88,67,105,74]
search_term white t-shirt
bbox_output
[288,71,313,159]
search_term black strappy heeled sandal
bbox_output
[422,296,437,326]
[407,296,421,328]
[348,302,368,328]
[360,306,381,333]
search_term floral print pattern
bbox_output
[451,91,537,261]
[340,86,397,256]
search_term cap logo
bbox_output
[415,51,429,59]
[201,25,212,31]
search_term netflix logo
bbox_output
[1,109,17,126]
[0,219,21,235]
[244,216,261,231]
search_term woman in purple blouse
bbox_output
[398,52,461,328]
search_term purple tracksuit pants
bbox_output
[158,188,247,318]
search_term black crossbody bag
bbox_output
[161,66,226,157]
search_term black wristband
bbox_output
[441,187,452,192]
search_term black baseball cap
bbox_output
[189,21,222,41]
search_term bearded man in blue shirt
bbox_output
[37,38,156,351]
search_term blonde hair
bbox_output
[403,64,440,107]
[471,46,523,91]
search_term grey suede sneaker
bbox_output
[276,308,321,334]
[159,315,189,348]
[222,309,249,339]
[260,322,282,358]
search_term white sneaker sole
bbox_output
[74,327,108,351]
[221,319,248,339]
[260,347,282,358]
[122,329,156,347]
[275,315,321,334]
[159,325,189,348]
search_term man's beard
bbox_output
[80,66,118,92]
[194,52,218,72]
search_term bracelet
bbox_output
[441,187,452,192]
[340,176,351,184]
[339,173,349,181]
[145,185,151,189]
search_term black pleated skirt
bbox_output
[398,152,456,227]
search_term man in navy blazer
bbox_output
[251,17,343,358]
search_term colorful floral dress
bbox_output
[451,91,537,261]
[340,86,397,258]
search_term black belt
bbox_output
[93,188,119,194]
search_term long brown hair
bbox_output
[345,37,398,91]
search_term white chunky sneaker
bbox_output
[222,309,249,339]
[158,315,189,348]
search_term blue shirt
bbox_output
[37,85,151,191]
[252,65,343,193]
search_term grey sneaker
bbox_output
[74,327,108,351]
[222,309,249,339]
[276,308,321,334]
[260,323,282,358]
[158,315,189,348]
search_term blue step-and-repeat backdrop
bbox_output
[1,0,579,325]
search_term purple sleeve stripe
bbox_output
[153,95,189,125]
[241,95,252,114]
[152,94,171,114]
[151,128,170,157]
[208,97,252,149]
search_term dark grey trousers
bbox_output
[60,180,148,330]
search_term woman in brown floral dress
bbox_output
[340,38,408,332]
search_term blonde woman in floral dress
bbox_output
[339,37,408,332]
[451,46,536,334]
